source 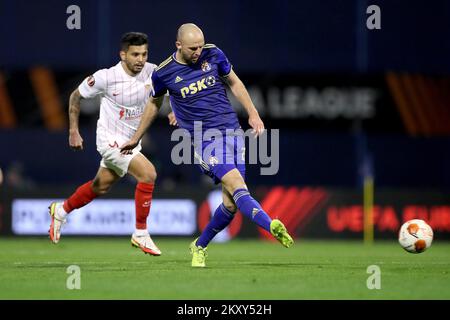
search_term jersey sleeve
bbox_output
[215,47,232,77]
[151,71,168,97]
[78,69,107,98]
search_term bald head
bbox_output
[177,23,204,42]
[175,23,205,64]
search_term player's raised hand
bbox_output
[69,130,84,151]
[249,115,265,137]
[120,138,138,155]
[168,112,178,126]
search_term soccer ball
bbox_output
[398,219,433,253]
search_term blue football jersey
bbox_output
[151,44,240,134]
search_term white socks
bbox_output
[134,229,149,237]
[56,202,68,220]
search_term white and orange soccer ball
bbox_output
[398,219,433,253]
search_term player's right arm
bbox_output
[119,95,164,154]
[68,89,84,150]
[70,70,107,151]
[120,70,168,154]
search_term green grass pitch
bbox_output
[0,237,449,299]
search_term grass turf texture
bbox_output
[0,237,449,299]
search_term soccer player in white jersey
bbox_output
[48,32,164,256]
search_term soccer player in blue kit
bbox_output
[121,23,293,267]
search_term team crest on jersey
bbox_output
[87,75,95,87]
[201,60,211,72]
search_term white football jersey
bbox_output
[78,61,157,148]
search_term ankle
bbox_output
[56,203,68,219]
[134,229,148,236]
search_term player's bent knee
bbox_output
[223,183,248,196]
[91,180,112,195]
[221,172,247,194]
[137,170,157,184]
[92,185,110,195]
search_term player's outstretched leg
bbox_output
[189,237,208,267]
[222,170,294,248]
[233,188,294,248]
[48,202,67,244]
[270,219,294,248]
[48,180,98,243]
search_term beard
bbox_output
[182,52,198,64]
[125,61,143,74]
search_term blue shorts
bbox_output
[193,131,246,184]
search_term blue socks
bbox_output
[196,188,273,248]
[233,188,272,232]
[197,203,235,248]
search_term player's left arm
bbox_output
[165,95,177,126]
[168,111,177,126]
[223,70,264,136]
[119,95,164,154]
